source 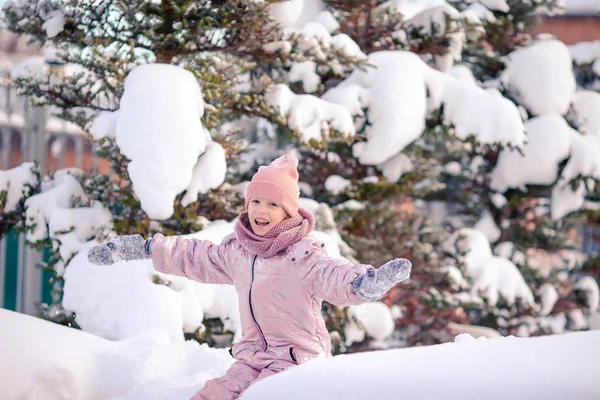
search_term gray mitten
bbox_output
[352,258,412,301]
[87,234,153,266]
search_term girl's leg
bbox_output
[238,359,296,397]
[190,360,260,400]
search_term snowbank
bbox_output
[243,330,600,400]
[2,308,599,400]
[0,308,233,400]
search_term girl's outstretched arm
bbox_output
[88,233,234,284]
[298,241,411,306]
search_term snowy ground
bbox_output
[2,308,599,400]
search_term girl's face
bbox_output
[247,197,288,236]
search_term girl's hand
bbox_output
[352,258,412,301]
[87,234,152,266]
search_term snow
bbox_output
[41,10,65,38]
[449,64,478,86]
[404,3,465,71]
[111,64,208,220]
[267,0,305,28]
[571,90,600,138]
[445,229,536,308]
[23,170,112,275]
[477,0,510,12]
[490,114,574,192]
[89,110,118,140]
[569,40,600,65]
[345,302,395,346]
[0,162,38,213]
[324,51,427,166]
[325,50,525,168]
[11,55,48,79]
[573,277,600,313]
[324,174,351,195]
[181,141,227,207]
[288,61,320,93]
[473,210,501,242]
[63,220,240,342]
[394,0,447,19]
[501,40,576,116]
[551,130,600,219]
[425,67,526,147]
[380,152,414,182]
[265,84,355,141]
[562,0,600,14]
[315,10,339,33]
[0,308,233,400]
[538,283,559,316]
[4,307,599,400]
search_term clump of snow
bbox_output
[425,67,526,147]
[324,175,351,195]
[288,61,320,93]
[447,322,501,339]
[478,0,510,12]
[569,40,600,66]
[493,242,526,266]
[0,162,38,213]
[473,210,501,243]
[324,51,427,166]
[490,114,574,192]
[11,56,48,79]
[490,193,507,209]
[462,3,497,24]
[267,0,305,29]
[89,110,118,140]
[334,199,365,211]
[41,10,65,38]
[24,170,112,275]
[551,129,600,220]
[538,283,559,316]
[404,3,465,71]
[570,90,600,138]
[181,142,227,207]
[380,152,414,182]
[345,302,395,346]
[265,84,355,141]
[113,64,209,220]
[501,40,576,116]
[445,229,536,308]
[449,64,478,86]
[315,10,339,33]
[573,277,600,313]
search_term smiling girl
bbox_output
[88,154,412,400]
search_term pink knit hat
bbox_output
[245,154,300,217]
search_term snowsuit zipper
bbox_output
[249,255,268,351]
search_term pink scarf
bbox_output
[235,208,316,258]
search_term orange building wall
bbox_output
[535,16,600,45]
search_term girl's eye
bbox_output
[252,199,259,204]
[269,203,278,207]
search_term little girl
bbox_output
[88,155,412,400]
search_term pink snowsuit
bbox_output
[150,231,370,399]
